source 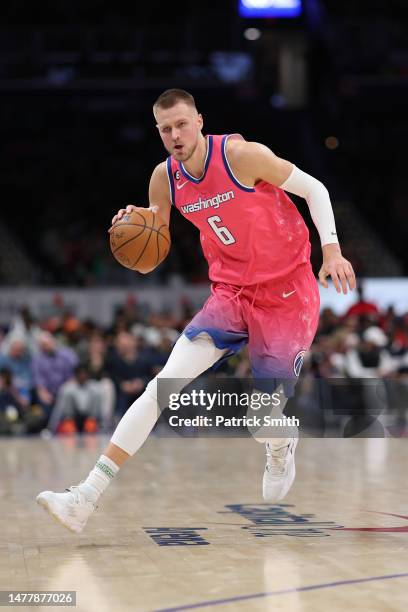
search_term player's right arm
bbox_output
[109,162,172,230]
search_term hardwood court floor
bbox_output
[0,435,407,611]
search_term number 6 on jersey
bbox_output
[207,215,236,245]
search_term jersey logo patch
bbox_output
[293,350,306,377]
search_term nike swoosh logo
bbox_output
[282,290,296,298]
[176,180,189,190]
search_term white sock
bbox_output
[79,454,119,503]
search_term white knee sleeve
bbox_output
[110,333,227,455]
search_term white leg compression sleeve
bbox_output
[110,333,227,456]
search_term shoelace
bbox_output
[265,443,290,476]
[65,485,98,510]
[65,485,81,504]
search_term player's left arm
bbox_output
[228,140,356,294]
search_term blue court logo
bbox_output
[293,350,306,377]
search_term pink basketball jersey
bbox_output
[166,134,311,285]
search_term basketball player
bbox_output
[37,89,356,533]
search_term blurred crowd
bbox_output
[0,299,193,436]
[1,286,408,436]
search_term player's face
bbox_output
[155,102,203,161]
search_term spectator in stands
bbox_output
[0,337,33,407]
[85,333,116,431]
[344,326,395,378]
[342,326,396,436]
[388,313,408,356]
[86,333,109,379]
[312,335,346,377]
[345,284,379,318]
[106,331,151,417]
[133,327,177,376]
[318,307,340,336]
[47,364,104,434]
[109,309,131,337]
[0,368,25,434]
[74,319,99,362]
[60,312,82,350]
[1,307,42,356]
[32,331,78,419]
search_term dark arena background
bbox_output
[1,1,408,611]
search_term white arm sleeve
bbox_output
[279,165,339,246]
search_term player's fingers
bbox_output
[346,264,356,290]
[126,204,136,214]
[318,269,329,288]
[330,268,341,293]
[111,208,125,225]
[337,267,348,294]
[108,217,118,232]
[109,208,126,232]
[150,205,159,214]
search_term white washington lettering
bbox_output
[181,190,235,214]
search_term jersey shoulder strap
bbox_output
[165,156,176,206]
[220,133,255,192]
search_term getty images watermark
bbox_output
[156,377,403,438]
[166,389,299,430]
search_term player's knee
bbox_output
[144,376,185,407]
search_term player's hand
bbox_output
[109,204,159,232]
[319,244,356,294]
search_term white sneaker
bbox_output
[262,437,299,502]
[36,486,96,534]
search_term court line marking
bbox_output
[155,572,408,612]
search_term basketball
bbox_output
[110,208,171,273]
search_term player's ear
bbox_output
[197,113,203,129]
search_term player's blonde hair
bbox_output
[153,89,197,113]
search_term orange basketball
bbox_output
[110,208,171,273]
